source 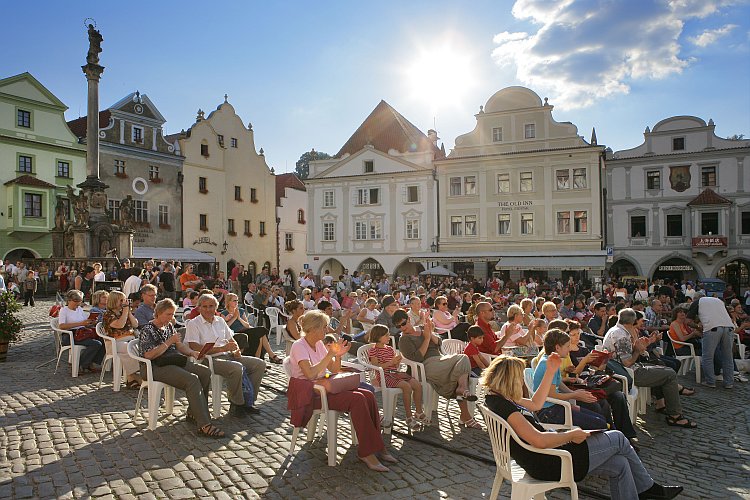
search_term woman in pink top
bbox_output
[432,296,458,332]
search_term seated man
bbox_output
[603,308,697,429]
[474,301,513,355]
[184,294,265,417]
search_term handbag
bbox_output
[606,359,633,387]
[152,352,188,368]
[73,327,98,342]
[316,372,360,394]
[241,366,255,407]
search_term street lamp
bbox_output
[430,241,437,253]
[221,240,228,254]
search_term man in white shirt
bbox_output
[300,271,315,289]
[321,270,333,288]
[123,270,143,298]
[687,292,735,388]
[184,294,264,417]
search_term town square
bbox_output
[1,2,750,499]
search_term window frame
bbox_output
[524,123,536,139]
[18,154,33,174]
[741,211,750,235]
[234,186,242,201]
[133,199,149,224]
[497,173,510,193]
[323,190,335,208]
[24,192,42,218]
[701,166,717,187]
[574,210,588,233]
[158,204,170,226]
[700,211,719,236]
[646,170,661,190]
[450,215,463,236]
[108,199,121,221]
[250,188,258,203]
[556,169,570,190]
[227,218,236,235]
[131,125,144,144]
[149,165,160,180]
[492,127,503,142]
[666,213,683,237]
[630,215,647,238]
[199,214,208,231]
[557,211,571,234]
[573,168,587,189]
[521,212,534,235]
[672,137,685,151]
[114,159,126,176]
[198,176,208,193]
[17,108,32,129]
[285,233,294,251]
[406,185,419,203]
[406,218,420,239]
[364,160,374,173]
[231,137,238,148]
[449,177,462,197]
[259,221,266,236]
[520,171,533,192]
[464,215,477,236]
[356,187,380,206]
[464,176,477,196]
[200,143,209,157]
[56,160,71,178]
[322,221,335,241]
[244,220,252,236]
[497,213,511,235]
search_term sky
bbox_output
[2,1,749,173]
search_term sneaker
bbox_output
[735,373,748,382]
[229,404,248,418]
[701,382,716,388]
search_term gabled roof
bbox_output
[0,72,67,110]
[335,100,444,159]
[275,172,306,206]
[4,175,57,188]
[687,189,731,206]
[67,111,111,139]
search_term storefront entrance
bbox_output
[718,259,750,294]
[652,257,699,283]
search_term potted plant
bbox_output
[0,291,22,362]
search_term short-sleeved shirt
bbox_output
[59,305,88,330]
[484,395,589,482]
[464,342,481,369]
[398,333,442,363]
[184,315,234,348]
[103,309,137,339]
[476,318,499,355]
[602,324,634,363]
[289,338,328,380]
[220,308,255,331]
[532,355,562,409]
[139,322,177,357]
[134,304,155,326]
[179,273,199,291]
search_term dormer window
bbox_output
[672,137,685,151]
[524,124,536,139]
[492,127,502,142]
[364,160,374,173]
[132,125,144,143]
[200,143,209,157]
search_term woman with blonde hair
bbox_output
[103,290,142,388]
[520,298,535,327]
[482,354,683,500]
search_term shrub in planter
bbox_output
[0,291,23,361]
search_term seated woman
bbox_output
[140,298,224,438]
[288,310,396,472]
[102,291,143,388]
[284,300,304,355]
[301,288,316,311]
[499,305,538,357]
[58,289,105,374]
[483,354,683,500]
[432,295,459,332]
[520,298,535,327]
[407,296,424,328]
[221,293,282,364]
[356,297,380,329]
[396,310,480,429]
[90,290,109,323]
[668,308,702,355]
[532,329,608,430]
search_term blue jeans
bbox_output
[61,333,105,370]
[701,326,734,387]
[587,430,653,500]
[537,403,607,430]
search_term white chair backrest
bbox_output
[523,367,535,393]
[357,343,374,365]
[442,339,466,355]
[480,406,514,482]
[282,356,293,378]
[267,307,280,328]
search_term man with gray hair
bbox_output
[604,308,697,429]
[687,292,735,388]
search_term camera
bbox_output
[341,334,353,343]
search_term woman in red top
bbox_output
[668,308,702,355]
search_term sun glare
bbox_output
[405,39,477,110]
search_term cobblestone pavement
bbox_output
[1,300,749,499]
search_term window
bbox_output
[557,211,571,234]
[573,168,587,189]
[217,134,224,147]
[149,165,159,180]
[521,213,534,235]
[297,209,305,223]
[57,160,70,178]
[231,137,238,148]
[672,137,685,151]
[450,216,463,236]
[701,212,719,235]
[17,109,31,128]
[449,177,462,196]
[356,188,379,205]
[108,199,120,221]
[524,124,536,139]
[159,205,169,226]
[407,185,419,203]
[250,188,258,203]
[18,155,32,173]
[364,160,374,173]
[134,200,148,223]
[24,193,42,217]
[556,170,570,189]
[323,222,335,241]
[492,127,503,142]
[742,211,750,235]
[666,214,682,237]
[464,176,477,195]
[355,221,367,240]
[497,173,510,193]
[701,166,716,187]
[132,126,143,143]
[465,215,477,236]
[406,219,420,239]
[199,177,207,193]
[355,220,382,240]
[234,186,242,201]
[323,190,335,207]
[498,214,510,235]
[574,211,588,233]
[646,171,661,190]
[369,220,382,239]
[114,159,126,175]
[200,214,208,231]
[259,221,266,236]
[228,218,235,234]
[285,233,294,251]
[520,172,533,192]
[631,215,646,238]
[244,220,251,236]
[200,143,209,157]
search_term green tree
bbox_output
[295,149,331,179]
[727,134,746,140]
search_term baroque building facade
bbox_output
[276,173,308,280]
[0,72,86,260]
[606,116,750,293]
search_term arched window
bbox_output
[297,209,305,224]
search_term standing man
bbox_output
[37,261,49,295]
[179,264,201,294]
[160,262,177,301]
[117,258,133,282]
[687,292,736,389]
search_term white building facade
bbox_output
[606,116,750,293]
[276,173,308,280]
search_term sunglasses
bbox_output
[396,321,408,328]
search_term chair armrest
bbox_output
[341,360,366,383]
[312,384,329,412]
[611,373,630,395]
[546,397,574,428]
[400,357,427,383]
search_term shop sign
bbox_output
[658,265,693,271]
[361,262,382,270]
[498,200,533,211]
[193,236,218,246]
[691,236,727,248]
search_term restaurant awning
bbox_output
[495,255,606,271]
[131,247,217,263]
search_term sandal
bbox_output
[198,424,225,438]
[456,391,478,402]
[459,417,483,429]
[269,355,283,365]
[405,417,421,431]
[665,414,697,429]
[654,405,667,414]
[414,412,428,424]
[126,380,140,390]
[678,386,695,396]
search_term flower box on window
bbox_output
[134,221,151,228]
[244,232,252,237]
[115,172,128,179]
[228,231,237,236]
[200,226,208,232]
[259,232,266,237]
[199,189,208,194]
[150,177,163,184]
[159,223,171,229]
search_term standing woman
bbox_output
[58,289,104,374]
[57,263,70,293]
[102,291,143,388]
[284,299,304,355]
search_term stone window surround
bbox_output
[15,106,33,131]
[698,161,719,188]
[627,207,649,242]
[662,205,685,240]
[645,166,663,192]
[448,174,479,197]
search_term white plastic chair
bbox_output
[51,318,84,378]
[522,368,574,430]
[266,307,284,345]
[96,322,127,391]
[442,339,480,416]
[624,366,651,415]
[431,309,453,338]
[480,405,579,500]
[665,335,701,384]
[127,339,176,430]
[735,333,746,361]
[283,358,357,466]
[356,344,404,434]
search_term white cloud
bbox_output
[690,24,738,46]
[492,0,741,109]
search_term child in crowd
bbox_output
[182,290,199,308]
[464,326,489,377]
[367,325,425,430]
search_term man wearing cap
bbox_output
[687,292,735,388]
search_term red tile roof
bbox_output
[275,172,306,206]
[4,175,57,188]
[335,100,444,159]
[66,110,111,138]
[687,189,731,206]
